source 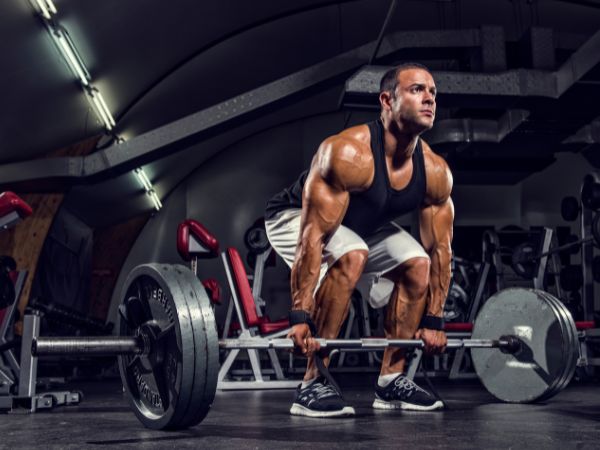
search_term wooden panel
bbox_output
[89,213,150,321]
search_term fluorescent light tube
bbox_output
[149,190,163,211]
[94,90,116,127]
[33,0,51,19]
[89,89,113,130]
[53,28,90,86]
[45,0,57,14]
[135,168,153,191]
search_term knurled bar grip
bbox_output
[32,337,143,356]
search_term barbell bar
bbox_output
[511,214,600,279]
[26,263,580,431]
[218,337,519,351]
[32,336,521,355]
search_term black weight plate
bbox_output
[244,226,270,253]
[169,265,219,429]
[582,178,600,210]
[511,242,537,279]
[560,196,579,222]
[118,264,198,430]
[471,288,569,403]
[444,284,468,322]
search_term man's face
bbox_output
[384,68,437,134]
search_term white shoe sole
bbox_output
[290,403,356,417]
[372,398,444,411]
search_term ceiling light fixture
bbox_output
[134,167,153,191]
[32,0,56,19]
[87,87,116,130]
[135,168,163,211]
[149,190,163,211]
[51,26,91,86]
[28,0,162,213]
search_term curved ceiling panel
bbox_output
[114,4,347,138]
[1,0,599,207]
[0,1,98,162]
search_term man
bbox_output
[264,63,453,417]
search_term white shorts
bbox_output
[264,209,429,308]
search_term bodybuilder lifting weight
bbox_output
[264,62,454,417]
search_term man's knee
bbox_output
[399,257,430,298]
[331,249,369,285]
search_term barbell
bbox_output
[511,214,600,279]
[30,264,579,430]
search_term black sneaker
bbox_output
[373,373,444,411]
[290,377,355,417]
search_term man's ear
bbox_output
[379,91,393,110]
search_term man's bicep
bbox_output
[302,174,350,240]
[419,197,454,252]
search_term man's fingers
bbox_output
[416,329,447,354]
[303,337,321,356]
[287,330,310,355]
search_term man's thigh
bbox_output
[265,209,368,286]
[358,222,430,308]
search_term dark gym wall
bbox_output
[99,0,600,327]
[108,111,596,327]
[108,109,348,324]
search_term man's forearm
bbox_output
[290,239,324,314]
[426,243,452,317]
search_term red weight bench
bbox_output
[0,191,31,337]
[218,247,297,389]
[0,192,32,230]
[176,219,222,305]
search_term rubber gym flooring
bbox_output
[1,375,599,449]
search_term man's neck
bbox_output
[382,122,419,164]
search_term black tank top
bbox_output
[265,120,427,237]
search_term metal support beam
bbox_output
[0,27,507,189]
[424,110,530,145]
[343,30,600,103]
[3,29,598,189]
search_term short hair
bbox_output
[379,62,432,97]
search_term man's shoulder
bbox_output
[324,124,372,156]
[421,139,453,203]
[315,124,374,191]
[421,140,451,177]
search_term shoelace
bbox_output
[311,382,339,399]
[393,376,425,394]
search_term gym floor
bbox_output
[1,376,599,449]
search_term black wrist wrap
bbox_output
[288,310,317,336]
[419,315,445,331]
